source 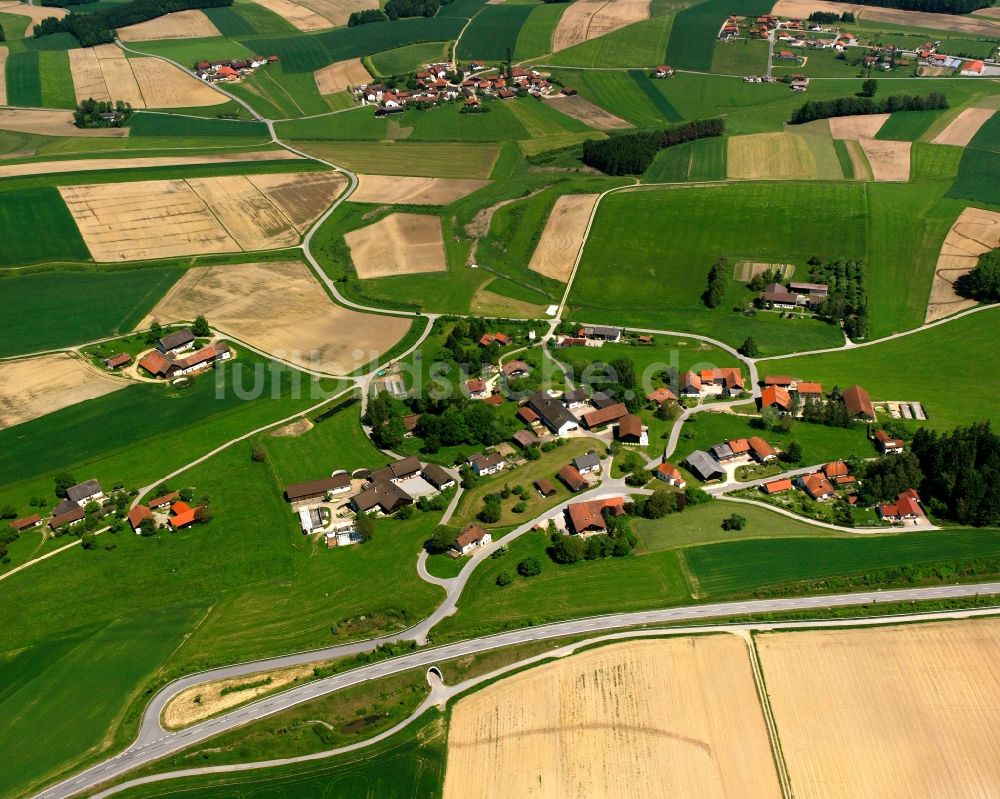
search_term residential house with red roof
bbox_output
[877,489,924,522]
[655,462,686,488]
[874,429,904,454]
[566,497,625,535]
[799,472,836,501]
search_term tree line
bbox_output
[702,257,729,308]
[34,0,233,46]
[807,10,855,22]
[789,92,947,124]
[956,246,1000,302]
[850,0,988,14]
[581,118,725,175]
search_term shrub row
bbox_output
[789,92,947,124]
[34,0,233,46]
[581,118,724,175]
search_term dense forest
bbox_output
[807,10,855,22]
[853,0,988,14]
[385,0,453,19]
[790,92,947,124]
[34,0,232,45]
[809,257,869,340]
[40,0,97,7]
[911,423,1000,526]
[581,118,725,175]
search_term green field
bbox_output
[0,187,90,267]
[457,3,535,60]
[284,139,501,178]
[910,142,963,180]
[643,135,726,181]
[6,51,42,107]
[127,112,271,139]
[948,113,1000,205]
[546,16,674,68]
[368,41,451,76]
[513,1,566,59]
[710,38,769,75]
[550,69,671,128]
[762,308,1000,430]
[875,109,948,142]
[666,0,772,71]
[0,267,182,357]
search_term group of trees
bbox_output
[801,385,855,428]
[34,0,232,45]
[702,257,729,308]
[547,508,638,564]
[561,354,645,414]
[956,247,1000,302]
[855,451,924,506]
[641,486,711,519]
[847,0,987,14]
[348,8,388,24]
[581,118,725,175]
[809,257,869,340]
[789,92,947,124]
[807,10,855,22]
[40,0,97,6]
[73,99,132,129]
[384,0,452,18]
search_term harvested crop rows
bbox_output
[345,212,447,278]
[142,260,410,373]
[314,57,372,95]
[529,192,600,282]
[117,9,221,42]
[828,113,887,140]
[59,172,343,261]
[932,107,997,147]
[351,174,489,205]
[552,0,650,52]
[543,94,631,130]
[926,206,1000,322]
[858,138,910,182]
[0,0,66,35]
[0,354,126,429]
[68,45,224,108]
[771,0,1000,36]
[0,47,7,106]
[443,636,781,799]
[0,150,302,180]
[252,0,377,30]
[758,619,1000,799]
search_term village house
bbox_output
[454,523,492,555]
[681,368,744,398]
[582,402,628,430]
[480,332,511,347]
[168,501,199,529]
[874,429,905,454]
[647,386,676,405]
[512,429,539,449]
[843,385,876,421]
[147,491,179,510]
[654,65,675,78]
[470,452,505,477]
[823,461,856,486]
[50,505,85,530]
[65,479,103,508]
[128,505,152,533]
[104,353,132,370]
[421,463,456,491]
[760,284,798,308]
[799,472,836,501]
[558,464,587,493]
[877,488,925,522]
[157,328,195,355]
[501,360,530,378]
[616,414,648,446]
[763,375,793,388]
[680,370,703,398]
[8,514,42,532]
[579,325,623,342]
[655,461,686,489]
[284,475,351,504]
[685,450,725,482]
[562,387,589,409]
[371,456,422,484]
[747,436,777,462]
[566,497,625,536]
[195,56,275,83]
[351,481,413,515]
[535,478,557,497]
[572,450,601,475]
[759,385,792,413]
[762,478,793,495]
[526,391,580,436]
[795,381,823,401]
[466,378,489,399]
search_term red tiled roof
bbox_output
[128,505,152,529]
[747,436,776,460]
[761,385,791,410]
[802,472,835,499]
[764,375,792,386]
[763,478,793,494]
[727,438,750,454]
[9,514,41,531]
[843,385,875,419]
[617,414,643,440]
[681,370,702,390]
[484,394,504,406]
[518,406,539,423]
[823,461,850,479]
[647,387,676,404]
[147,491,179,509]
[566,497,625,534]
[582,403,628,429]
[558,464,586,492]
[455,524,488,548]
[169,501,198,528]
[139,351,173,377]
[796,381,823,395]
[657,462,682,480]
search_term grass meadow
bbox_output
[513,2,566,59]
[875,109,948,142]
[457,3,534,60]
[545,16,673,68]
[666,0,772,71]
[762,308,1000,430]
[0,267,183,357]
[549,69,671,128]
[127,112,270,139]
[368,42,451,76]
[643,135,727,181]
[283,139,501,178]
[0,187,90,266]
[948,113,1000,205]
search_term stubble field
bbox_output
[543,94,632,130]
[0,108,129,137]
[117,9,222,41]
[351,174,489,205]
[314,57,371,95]
[529,192,600,282]
[345,212,447,278]
[931,107,997,148]
[0,150,302,179]
[551,0,650,52]
[858,138,910,182]
[926,206,1000,322]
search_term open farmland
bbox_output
[828,113,888,140]
[0,46,7,105]
[245,170,347,230]
[351,174,489,205]
[117,10,221,41]
[0,149,302,179]
[727,132,836,180]
[457,4,534,61]
[59,173,333,261]
[345,212,447,278]
[443,636,781,799]
[926,206,1000,322]
[758,619,1000,799]
[0,186,91,266]
[551,0,650,53]
[858,139,910,182]
[529,192,600,282]
[932,107,996,147]
[0,353,126,429]
[0,108,129,137]
[314,57,371,95]
[284,140,500,178]
[0,0,66,32]
[543,94,631,130]
[771,0,1000,36]
[140,260,411,373]
[251,0,377,30]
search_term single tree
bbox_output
[721,513,747,531]
[738,336,759,357]
[251,445,267,463]
[357,516,375,543]
[192,315,210,337]
[517,556,542,577]
[495,570,512,586]
[54,473,76,499]
[861,78,878,97]
[424,524,455,554]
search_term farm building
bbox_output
[157,328,195,354]
[558,464,587,493]
[572,451,601,474]
[685,451,725,482]
[796,382,823,400]
[526,392,579,436]
[843,385,876,421]
[763,375,792,387]
[466,378,488,399]
[454,524,492,555]
[104,353,132,370]
[147,491,179,510]
[513,429,539,449]
[747,436,777,462]
[501,360,530,378]
[565,497,625,535]
[562,388,589,409]
[284,475,351,503]
[582,403,628,430]
[128,505,152,533]
[518,406,540,425]
[590,392,618,410]
[371,456,421,484]
[579,325,622,342]
[351,482,413,515]
[8,514,42,532]
[874,429,905,454]
[50,506,85,530]
[66,479,103,507]
[168,501,199,529]
[616,415,647,445]
[760,386,792,413]
[421,463,456,491]
[535,478,557,497]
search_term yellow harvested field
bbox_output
[552,0,650,51]
[828,113,888,140]
[0,0,66,36]
[118,9,221,41]
[727,132,818,180]
[287,140,501,179]
[297,0,379,27]
[351,174,489,205]
[931,107,996,147]
[132,57,226,107]
[251,0,332,30]
[143,261,411,372]
[528,193,599,282]
[186,176,300,250]
[0,46,7,106]
[314,57,371,95]
[246,171,347,231]
[772,0,1000,35]
[544,94,631,130]
[0,354,125,429]
[735,261,792,281]
[93,44,145,107]
[858,138,910,181]
[345,213,447,279]
[0,108,129,138]
[758,619,1000,799]
[444,636,781,799]
[926,206,1000,322]
[844,139,872,180]
[0,150,301,179]
[69,48,112,104]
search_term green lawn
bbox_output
[39,50,76,110]
[761,308,1000,430]
[0,267,182,357]
[0,186,90,267]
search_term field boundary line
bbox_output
[745,633,794,799]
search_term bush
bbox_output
[496,570,512,586]
[548,534,586,564]
[684,487,712,506]
[517,556,542,577]
[251,445,266,463]
[790,92,947,125]
[81,533,97,550]
[721,513,747,531]
[424,525,455,554]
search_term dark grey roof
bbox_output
[573,451,601,472]
[685,450,725,481]
[527,391,578,432]
[591,392,617,410]
[421,463,455,488]
[158,328,194,351]
[562,387,587,404]
[584,325,622,338]
[65,479,102,503]
[352,481,412,513]
[711,443,734,461]
[371,456,422,483]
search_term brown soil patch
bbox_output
[0,1,66,36]
[552,0,650,52]
[314,57,372,95]
[758,619,1000,799]
[0,354,126,429]
[270,418,314,437]
[250,0,333,30]
[931,107,996,147]
[246,171,348,231]
[351,174,489,205]
[345,213,447,279]
[926,206,1000,322]
[858,138,910,182]
[118,9,221,41]
[132,57,226,108]
[544,94,631,130]
[185,176,300,250]
[528,192,599,283]
[727,132,817,179]
[0,149,300,179]
[828,113,888,140]
[142,260,410,372]
[976,5,1000,16]
[296,0,379,26]
[0,46,7,106]
[916,65,954,77]
[470,286,548,318]
[163,664,314,730]
[443,636,781,799]
[772,0,1000,36]
[735,261,793,281]
[0,108,129,138]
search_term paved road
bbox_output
[34,582,1000,799]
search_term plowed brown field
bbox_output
[529,193,599,282]
[345,213,447,278]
